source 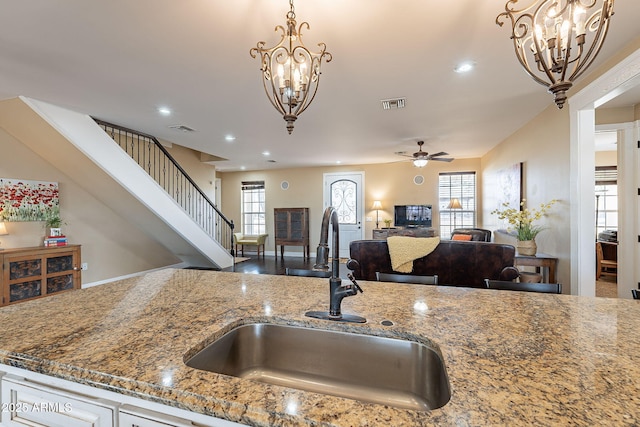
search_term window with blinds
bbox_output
[438,172,476,238]
[595,166,617,235]
[241,181,266,235]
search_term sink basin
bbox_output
[185,323,450,411]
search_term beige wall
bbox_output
[161,140,217,203]
[0,129,181,285]
[595,151,617,167]
[219,158,481,255]
[482,106,571,289]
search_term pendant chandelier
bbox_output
[250,0,332,134]
[496,0,615,109]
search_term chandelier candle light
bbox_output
[496,0,614,109]
[250,0,332,134]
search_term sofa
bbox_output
[451,228,492,242]
[346,239,519,288]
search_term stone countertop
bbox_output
[0,268,639,426]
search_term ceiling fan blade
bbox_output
[430,157,454,162]
[428,151,449,157]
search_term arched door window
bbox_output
[330,179,357,224]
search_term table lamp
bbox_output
[0,221,8,250]
[372,201,382,229]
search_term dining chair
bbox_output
[632,289,640,300]
[376,272,438,285]
[285,268,331,278]
[484,279,562,294]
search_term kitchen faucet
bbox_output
[305,207,366,323]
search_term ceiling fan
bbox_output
[397,141,454,167]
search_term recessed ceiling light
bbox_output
[158,107,172,116]
[336,160,342,164]
[225,135,236,142]
[240,166,246,170]
[454,62,475,73]
[262,151,270,156]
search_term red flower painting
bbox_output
[0,179,59,222]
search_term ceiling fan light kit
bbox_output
[404,141,454,168]
[250,0,332,134]
[496,0,614,109]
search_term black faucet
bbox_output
[305,207,366,323]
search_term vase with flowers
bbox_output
[491,199,557,256]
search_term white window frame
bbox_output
[438,172,477,238]
[241,181,266,235]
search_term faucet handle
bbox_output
[347,273,363,293]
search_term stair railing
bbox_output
[94,119,234,254]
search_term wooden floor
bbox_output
[222,254,350,277]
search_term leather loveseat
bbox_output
[346,239,519,288]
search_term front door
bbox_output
[323,172,365,258]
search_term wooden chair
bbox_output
[285,268,331,278]
[484,279,562,294]
[632,289,640,300]
[376,272,438,285]
[596,241,617,279]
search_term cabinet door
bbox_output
[120,407,193,427]
[289,211,304,240]
[46,254,75,294]
[274,210,289,239]
[6,256,43,303]
[0,376,115,427]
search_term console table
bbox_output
[372,227,436,239]
[515,252,558,284]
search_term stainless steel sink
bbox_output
[185,323,450,411]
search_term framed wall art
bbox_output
[0,178,59,222]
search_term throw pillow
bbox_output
[452,234,472,241]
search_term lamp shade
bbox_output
[447,198,462,210]
[0,222,7,236]
[372,200,382,210]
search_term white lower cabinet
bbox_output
[0,376,116,427]
[119,406,193,427]
[0,367,245,427]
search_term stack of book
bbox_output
[44,235,68,247]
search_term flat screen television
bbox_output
[394,205,432,228]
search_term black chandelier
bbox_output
[497,0,615,109]
[250,0,332,134]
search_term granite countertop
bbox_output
[0,268,639,426]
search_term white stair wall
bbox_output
[2,96,233,269]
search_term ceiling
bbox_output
[1,1,638,172]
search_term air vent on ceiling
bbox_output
[168,124,196,132]
[381,97,406,110]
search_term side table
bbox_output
[515,252,558,284]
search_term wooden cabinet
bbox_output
[372,227,436,239]
[1,245,81,306]
[274,208,310,260]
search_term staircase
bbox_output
[94,119,235,258]
[1,96,234,269]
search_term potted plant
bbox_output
[491,199,557,255]
[383,219,392,229]
[44,207,64,237]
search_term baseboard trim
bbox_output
[81,262,189,288]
